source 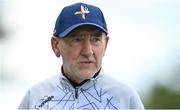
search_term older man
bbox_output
[18,2,144,110]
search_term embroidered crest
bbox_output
[75,5,90,19]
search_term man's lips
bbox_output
[79,61,94,64]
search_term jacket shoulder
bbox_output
[97,73,144,109]
[18,74,60,109]
[98,74,133,94]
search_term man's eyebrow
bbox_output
[67,34,84,38]
[91,31,104,37]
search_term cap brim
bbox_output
[58,23,108,38]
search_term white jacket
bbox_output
[18,70,144,110]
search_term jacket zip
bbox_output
[75,87,79,99]
[73,87,79,109]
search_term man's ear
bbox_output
[102,36,109,56]
[51,36,61,57]
[105,36,109,50]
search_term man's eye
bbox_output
[72,38,79,42]
[71,37,83,43]
[92,37,101,42]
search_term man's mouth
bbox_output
[80,61,94,64]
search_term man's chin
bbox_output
[79,71,96,79]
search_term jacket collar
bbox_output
[58,66,103,88]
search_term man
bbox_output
[18,2,144,110]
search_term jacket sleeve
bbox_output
[130,89,145,109]
[18,90,30,109]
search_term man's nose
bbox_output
[81,40,94,57]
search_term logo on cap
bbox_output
[74,5,90,19]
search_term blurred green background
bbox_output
[146,85,180,108]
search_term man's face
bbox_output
[53,26,109,83]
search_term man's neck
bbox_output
[61,66,100,88]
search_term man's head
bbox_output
[51,3,109,83]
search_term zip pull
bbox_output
[75,87,78,99]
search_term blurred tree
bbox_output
[146,85,180,109]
